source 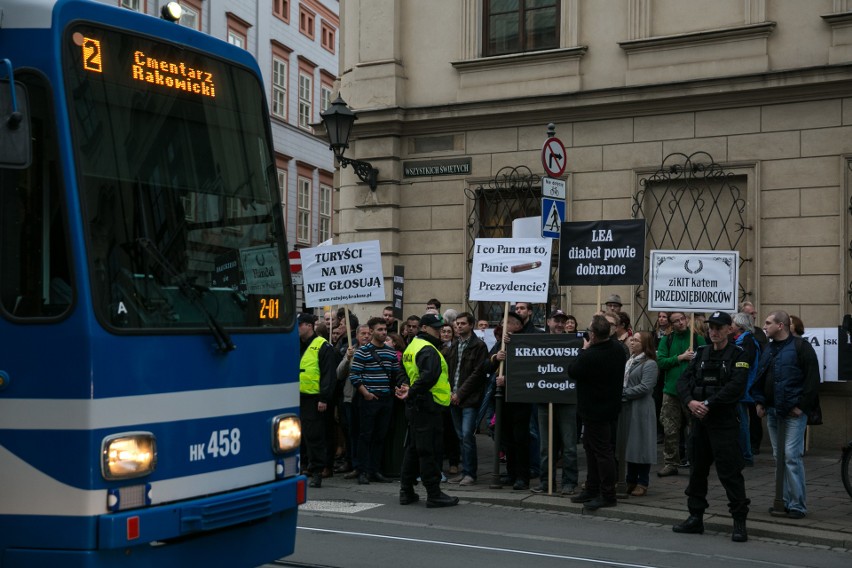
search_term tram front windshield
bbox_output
[63,24,293,331]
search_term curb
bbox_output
[454,490,852,549]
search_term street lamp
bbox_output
[320,96,379,191]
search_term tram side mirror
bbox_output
[0,78,32,169]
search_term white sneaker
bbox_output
[459,475,476,486]
[447,474,464,483]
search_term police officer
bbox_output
[298,313,336,489]
[673,311,751,542]
[395,313,458,508]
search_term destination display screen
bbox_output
[77,32,218,99]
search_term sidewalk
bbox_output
[461,433,852,548]
[322,433,852,548]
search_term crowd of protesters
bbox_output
[299,297,820,534]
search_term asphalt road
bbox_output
[262,485,851,568]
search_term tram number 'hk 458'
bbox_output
[190,428,242,461]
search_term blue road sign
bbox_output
[541,198,566,239]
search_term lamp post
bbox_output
[319,96,379,191]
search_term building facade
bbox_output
[335,0,852,446]
[110,0,339,271]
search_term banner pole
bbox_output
[690,313,695,351]
[344,305,353,351]
[490,301,510,489]
[548,402,554,495]
[597,286,602,313]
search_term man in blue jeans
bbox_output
[445,312,489,486]
[751,310,820,519]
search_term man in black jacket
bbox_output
[298,313,337,488]
[674,311,751,542]
[396,314,458,508]
[446,312,489,486]
[568,314,627,510]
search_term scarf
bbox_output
[624,353,646,388]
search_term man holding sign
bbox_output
[657,312,705,477]
[650,250,736,477]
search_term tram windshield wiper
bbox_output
[135,237,236,353]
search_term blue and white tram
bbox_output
[0,1,304,566]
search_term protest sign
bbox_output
[648,250,738,313]
[836,326,852,381]
[392,265,405,319]
[505,334,584,403]
[468,238,552,303]
[300,240,385,307]
[240,245,284,295]
[802,328,827,383]
[212,250,242,291]
[558,220,645,286]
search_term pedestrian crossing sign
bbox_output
[541,198,565,239]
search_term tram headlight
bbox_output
[272,414,301,454]
[101,432,157,480]
[161,2,182,23]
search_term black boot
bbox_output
[309,474,322,488]
[583,496,617,511]
[426,491,459,508]
[358,472,370,485]
[732,518,748,542]
[672,514,704,534]
[399,489,420,505]
[569,489,599,503]
[370,472,392,483]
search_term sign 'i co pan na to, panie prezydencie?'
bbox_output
[468,238,552,303]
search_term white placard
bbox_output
[301,240,385,307]
[648,250,739,313]
[801,328,825,383]
[474,328,497,351]
[801,327,843,382]
[240,245,284,295]
[468,238,552,303]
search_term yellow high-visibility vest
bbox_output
[402,337,450,406]
[299,335,328,394]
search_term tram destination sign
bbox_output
[403,158,471,178]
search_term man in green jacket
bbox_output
[657,311,705,476]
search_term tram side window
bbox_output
[0,73,73,319]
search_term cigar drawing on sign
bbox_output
[510,261,542,273]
